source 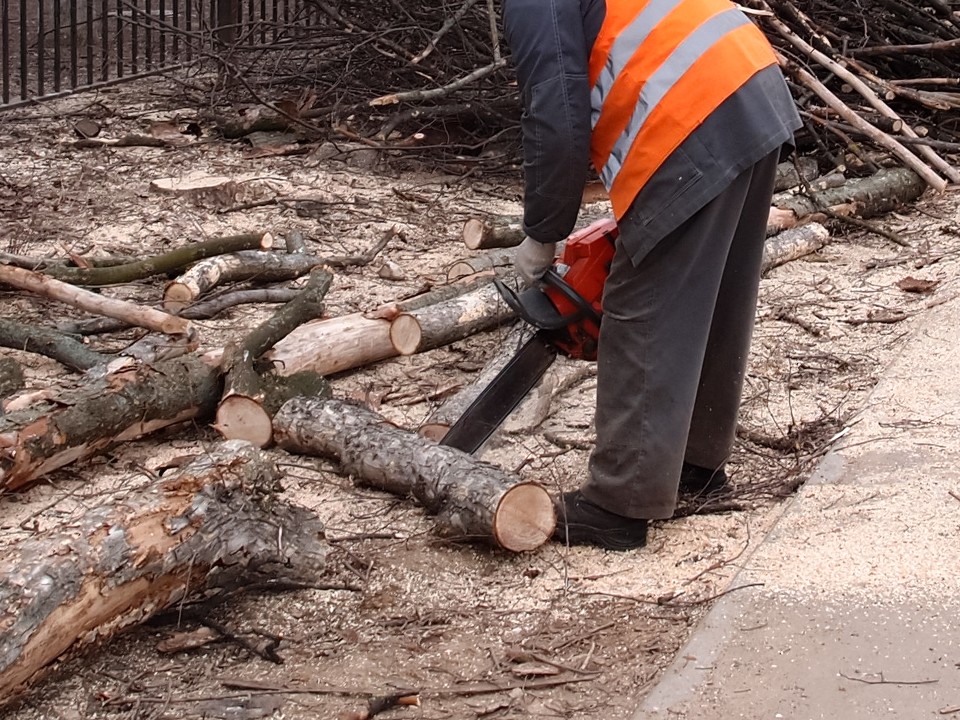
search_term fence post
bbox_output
[215,0,237,47]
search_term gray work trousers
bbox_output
[583,150,780,520]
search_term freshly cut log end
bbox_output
[273,397,556,552]
[163,281,196,314]
[214,395,273,448]
[389,314,422,356]
[492,482,556,552]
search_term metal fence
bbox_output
[0,0,314,110]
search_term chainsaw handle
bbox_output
[542,269,603,326]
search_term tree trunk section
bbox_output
[771,167,927,221]
[263,312,396,377]
[761,223,831,275]
[163,250,323,314]
[273,397,555,552]
[446,249,517,282]
[0,355,222,492]
[389,283,516,356]
[264,275,497,377]
[215,343,330,447]
[462,218,525,251]
[0,440,328,706]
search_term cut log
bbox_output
[389,283,516,356]
[462,218,525,251]
[264,312,395,377]
[761,223,831,275]
[0,318,106,371]
[0,264,191,337]
[770,167,927,226]
[0,355,222,492]
[215,343,331,447]
[446,249,517,282]
[273,397,555,552]
[214,268,334,445]
[163,250,323,314]
[264,275,497,377]
[0,440,328,706]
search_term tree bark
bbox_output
[273,397,555,552]
[264,275,497,376]
[0,318,107,372]
[0,265,191,337]
[761,223,831,275]
[389,283,516,356]
[0,440,328,707]
[163,250,324,314]
[0,355,222,493]
[446,249,517,281]
[38,233,273,287]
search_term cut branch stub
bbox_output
[273,397,556,552]
[462,218,525,250]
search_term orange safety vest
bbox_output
[589,0,778,218]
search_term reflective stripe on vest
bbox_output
[588,0,777,218]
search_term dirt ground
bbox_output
[2,79,959,720]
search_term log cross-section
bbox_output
[273,397,556,552]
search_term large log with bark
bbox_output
[273,397,555,552]
[0,355,222,492]
[0,440,328,706]
[389,283,516,356]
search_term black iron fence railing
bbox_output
[0,0,313,110]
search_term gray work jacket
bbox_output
[502,0,802,264]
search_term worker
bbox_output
[503,0,802,549]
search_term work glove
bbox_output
[515,237,557,287]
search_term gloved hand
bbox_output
[515,237,557,287]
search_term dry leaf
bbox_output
[897,276,939,294]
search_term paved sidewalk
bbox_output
[634,294,960,719]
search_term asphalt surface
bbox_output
[634,294,960,719]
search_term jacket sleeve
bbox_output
[503,0,592,244]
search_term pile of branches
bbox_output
[195,0,959,184]
[749,0,960,189]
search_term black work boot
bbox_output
[678,462,730,497]
[553,490,648,551]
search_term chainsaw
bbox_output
[440,217,618,454]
